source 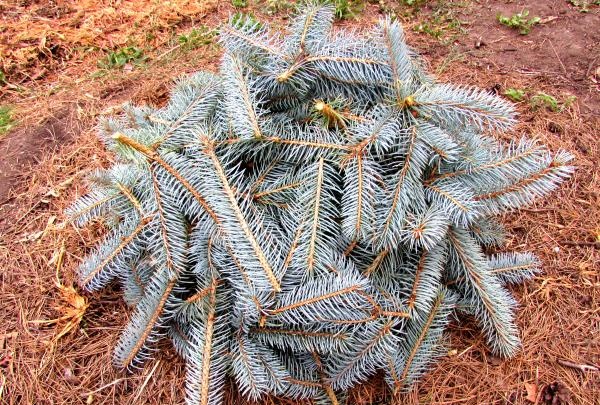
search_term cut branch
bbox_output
[112,133,218,222]
[118,278,176,368]
[307,158,325,272]
[271,285,361,316]
[203,146,282,293]
[81,216,152,287]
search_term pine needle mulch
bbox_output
[0,0,225,85]
[1,1,598,404]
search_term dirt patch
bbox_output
[458,0,600,116]
[0,109,80,202]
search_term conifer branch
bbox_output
[199,283,217,405]
[282,220,306,273]
[271,285,361,316]
[254,181,303,200]
[122,279,176,369]
[313,351,340,405]
[307,157,325,273]
[112,133,218,222]
[203,145,282,293]
[389,288,452,392]
[363,249,389,276]
[447,227,519,357]
[67,192,118,226]
[115,182,143,214]
[215,136,352,151]
[150,170,175,272]
[220,25,285,57]
[80,216,151,288]
[150,75,220,149]
[378,127,428,246]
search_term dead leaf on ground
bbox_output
[524,382,538,403]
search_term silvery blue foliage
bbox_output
[66,4,573,404]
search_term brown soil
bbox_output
[459,0,600,116]
[1,1,598,404]
[0,110,80,203]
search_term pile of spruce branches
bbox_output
[67,4,573,405]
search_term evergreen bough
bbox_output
[67,4,574,404]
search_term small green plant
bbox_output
[563,95,577,109]
[98,46,147,69]
[321,0,364,20]
[178,26,216,50]
[502,89,576,111]
[413,16,464,43]
[414,21,444,38]
[231,0,248,8]
[497,10,541,35]
[0,70,6,85]
[403,0,425,5]
[0,106,15,136]
[264,0,294,15]
[531,92,559,112]
[504,88,526,102]
[568,0,600,12]
[408,1,467,44]
[530,92,577,112]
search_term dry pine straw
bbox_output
[0,0,227,85]
[1,8,599,405]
